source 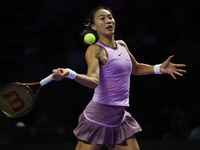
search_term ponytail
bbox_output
[80,21,98,43]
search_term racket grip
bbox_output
[40,74,53,86]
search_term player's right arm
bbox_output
[52,45,101,89]
[74,45,101,88]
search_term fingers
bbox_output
[171,69,186,80]
[164,55,186,80]
[52,69,57,73]
[174,70,183,77]
[176,68,187,73]
[52,68,64,81]
[173,64,187,75]
[52,68,64,74]
[52,74,62,81]
[171,73,176,80]
[173,64,186,68]
[171,71,182,80]
[167,55,174,62]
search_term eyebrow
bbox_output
[98,14,112,18]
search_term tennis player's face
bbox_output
[92,9,115,37]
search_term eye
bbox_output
[100,17,105,20]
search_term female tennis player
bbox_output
[52,6,186,150]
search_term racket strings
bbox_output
[0,83,35,118]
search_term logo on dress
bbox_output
[118,53,122,56]
[111,58,121,62]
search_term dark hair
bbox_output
[81,6,112,43]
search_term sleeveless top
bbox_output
[91,41,132,107]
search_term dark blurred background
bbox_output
[0,0,200,149]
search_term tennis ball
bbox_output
[84,33,96,45]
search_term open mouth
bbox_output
[106,25,113,30]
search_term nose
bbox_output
[106,19,111,24]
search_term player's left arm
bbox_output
[116,40,186,79]
[117,40,154,75]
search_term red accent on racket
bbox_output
[59,69,64,74]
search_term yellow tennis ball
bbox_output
[84,33,96,45]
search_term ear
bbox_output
[91,24,96,31]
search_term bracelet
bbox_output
[66,68,76,79]
[154,64,163,74]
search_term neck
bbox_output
[98,35,116,47]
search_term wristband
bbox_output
[66,68,76,79]
[154,64,163,74]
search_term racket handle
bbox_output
[40,74,53,86]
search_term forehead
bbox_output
[94,9,112,17]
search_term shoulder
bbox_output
[116,40,129,51]
[116,40,127,47]
[116,40,130,52]
[86,44,102,55]
[85,44,103,60]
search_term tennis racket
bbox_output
[0,69,63,118]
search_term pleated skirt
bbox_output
[73,101,142,144]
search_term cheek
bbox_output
[112,20,116,28]
[96,22,105,29]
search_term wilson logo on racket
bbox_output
[0,68,63,118]
[2,91,25,112]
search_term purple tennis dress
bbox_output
[73,41,142,144]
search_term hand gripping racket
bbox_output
[0,72,56,118]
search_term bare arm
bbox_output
[74,45,100,88]
[117,40,186,78]
[117,40,154,75]
[52,45,101,89]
